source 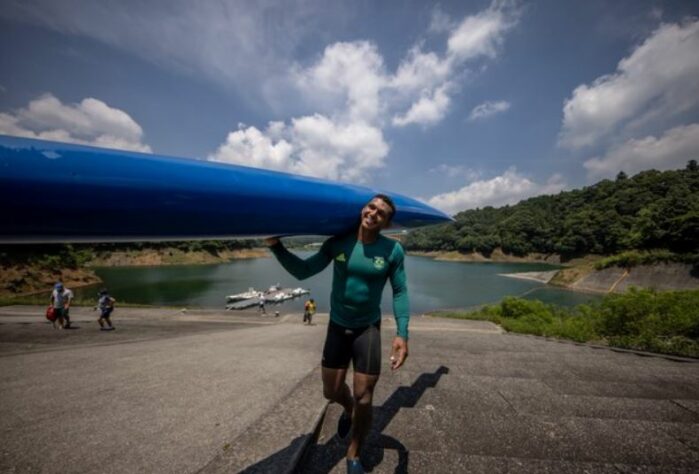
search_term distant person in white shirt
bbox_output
[258,292,266,314]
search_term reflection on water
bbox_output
[79,253,601,313]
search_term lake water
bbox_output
[78,253,601,314]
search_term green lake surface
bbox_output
[80,253,600,313]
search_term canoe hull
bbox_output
[0,135,452,243]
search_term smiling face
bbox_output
[360,197,394,232]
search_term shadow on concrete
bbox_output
[231,434,308,474]
[297,365,450,473]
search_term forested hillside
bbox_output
[0,240,259,269]
[405,162,699,258]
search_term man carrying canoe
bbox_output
[265,194,409,474]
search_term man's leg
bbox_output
[322,367,354,415]
[347,372,378,460]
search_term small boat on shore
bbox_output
[226,288,260,302]
[225,286,311,310]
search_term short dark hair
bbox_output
[372,194,396,222]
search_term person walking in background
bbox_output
[49,282,66,329]
[62,285,74,329]
[258,292,266,314]
[303,298,316,325]
[265,194,410,474]
[96,289,116,330]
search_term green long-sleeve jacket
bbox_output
[269,233,410,339]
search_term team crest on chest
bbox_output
[373,256,385,270]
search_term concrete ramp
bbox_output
[571,263,699,293]
[299,323,699,473]
[616,263,699,292]
[570,267,627,292]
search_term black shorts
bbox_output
[100,308,113,318]
[322,320,381,375]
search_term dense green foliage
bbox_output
[435,288,699,358]
[0,240,258,270]
[406,163,699,258]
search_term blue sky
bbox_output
[1,0,698,214]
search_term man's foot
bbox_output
[346,458,365,474]
[337,410,352,440]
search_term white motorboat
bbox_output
[226,288,260,302]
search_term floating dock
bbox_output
[225,287,310,310]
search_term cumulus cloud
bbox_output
[0,94,151,152]
[447,3,516,62]
[468,100,511,121]
[209,115,388,182]
[427,168,566,215]
[293,41,387,122]
[584,123,699,179]
[393,85,451,127]
[390,1,519,127]
[210,1,519,181]
[559,20,699,149]
[214,39,393,181]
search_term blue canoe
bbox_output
[0,135,452,243]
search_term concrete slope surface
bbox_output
[1,308,698,473]
[0,307,324,474]
[301,317,699,473]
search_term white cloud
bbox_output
[427,168,566,215]
[468,100,511,121]
[209,1,519,181]
[584,123,699,179]
[209,115,388,182]
[560,20,699,149]
[208,123,294,171]
[390,47,452,94]
[447,4,515,62]
[391,1,519,127]
[293,41,387,123]
[0,94,151,152]
[392,85,451,127]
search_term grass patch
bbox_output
[595,249,699,270]
[431,288,699,358]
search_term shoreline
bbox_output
[1,248,271,299]
[498,270,559,284]
[408,249,565,264]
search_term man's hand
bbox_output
[264,237,280,247]
[389,336,408,370]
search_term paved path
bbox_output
[0,306,324,473]
[301,317,699,473]
[1,307,698,473]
